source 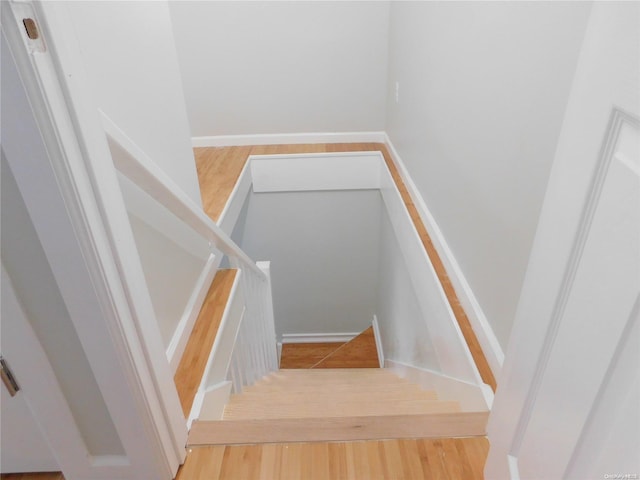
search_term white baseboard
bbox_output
[167,253,221,373]
[281,332,358,344]
[371,315,385,368]
[192,131,387,148]
[384,134,504,378]
[386,359,493,411]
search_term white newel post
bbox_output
[257,261,279,371]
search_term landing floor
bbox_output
[177,437,489,480]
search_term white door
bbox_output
[0,316,58,473]
[485,3,639,479]
[1,151,59,474]
[1,266,69,475]
[0,376,58,473]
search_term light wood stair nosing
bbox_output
[188,412,489,445]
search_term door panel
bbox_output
[518,112,639,478]
[0,361,58,473]
[485,3,640,479]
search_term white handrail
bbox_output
[100,111,265,281]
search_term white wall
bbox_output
[169,1,390,137]
[375,212,439,371]
[66,0,201,204]
[385,1,592,349]
[236,190,382,339]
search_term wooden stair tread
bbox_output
[237,383,429,394]
[221,368,460,421]
[223,404,460,420]
[273,368,390,376]
[188,412,488,445]
[174,269,237,417]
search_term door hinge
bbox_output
[0,356,21,397]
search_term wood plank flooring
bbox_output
[280,326,380,369]
[11,437,489,480]
[279,342,343,369]
[195,143,496,390]
[174,269,237,417]
[312,326,379,368]
[176,437,489,479]
[194,143,386,222]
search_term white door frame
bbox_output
[2,1,186,477]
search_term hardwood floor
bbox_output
[279,342,343,369]
[279,326,380,369]
[194,142,496,390]
[194,143,387,223]
[312,326,379,369]
[176,437,489,479]
[3,436,489,480]
[174,269,237,417]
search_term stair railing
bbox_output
[101,112,278,393]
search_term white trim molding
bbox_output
[371,315,385,368]
[281,333,359,344]
[386,359,493,412]
[383,134,505,377]
[192,131,387,148]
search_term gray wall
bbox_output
[385,1,592,348]
[170,1,390,136]
[236,190,382,339]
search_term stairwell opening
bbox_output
[228,186,440,373]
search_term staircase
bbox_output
[223,369,458,419]
[186,325,486,445]
[188,366,486,445]
[108,132,492,449]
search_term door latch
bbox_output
[0,356,20,397]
